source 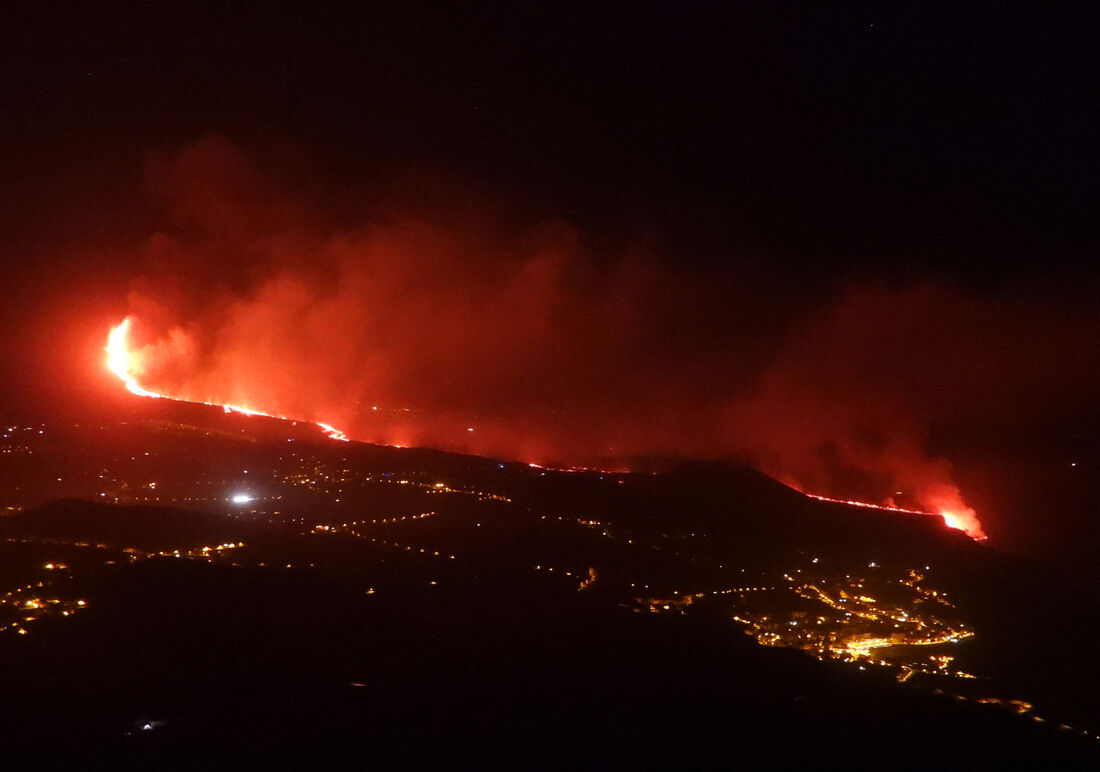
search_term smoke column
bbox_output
[111,137,1100,540]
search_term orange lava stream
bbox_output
[106,318,986,542]
[527,461,594,474]
[804,493,987,542]
[105,318,349,442]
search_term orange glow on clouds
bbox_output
[100,137,1002,549]
[105,317,349,441]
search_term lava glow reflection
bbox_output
[105,318,349,441]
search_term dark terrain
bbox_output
[0,403,1096,769]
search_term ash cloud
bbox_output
[122,137,1100,538]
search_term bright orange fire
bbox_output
[106,318,162,399]
[106,317,987,541]
[805,493,986,541]
[105,317,349,441]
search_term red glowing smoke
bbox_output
[106,137,1100,542]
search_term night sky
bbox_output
[2,3,1099,566]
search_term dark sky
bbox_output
[4,3,1099,274]
[2,3,1099,563]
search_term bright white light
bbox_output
[231,494,253,504]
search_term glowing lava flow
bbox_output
[105,318,349,441]
[105,319,163,399]
[804,493,987,542]
[107,319,986,540]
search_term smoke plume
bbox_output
[118,137,1100,539]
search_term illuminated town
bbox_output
[1,414,1095,752]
